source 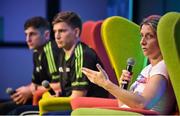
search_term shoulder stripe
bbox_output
[75,43,83,79]
[48,42,57,72]
[79,44,83,77]
[71,81,88,86]
[44,42,57,74]
[44,42,53,73]
[75,47,78,77]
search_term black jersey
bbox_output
[32,40,61,85]
[58,42,108,98]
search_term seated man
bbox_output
[51,11,108,98]
[8,11,108,115]
[0,16,61,115]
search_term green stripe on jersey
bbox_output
[44,42,57,74]
[75,43,83,78]
[72,81,88,86]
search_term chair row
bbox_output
[35,11,180,115]
[71,12,180,115]
[37,14,148,115]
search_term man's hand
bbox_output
[11,86,32,104]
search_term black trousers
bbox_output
[8,105,39,115]
[0,99,32,115]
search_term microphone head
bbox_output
[6,87,15,95]
[127,58,135,66]
[42,80,50,88]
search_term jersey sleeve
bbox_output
[43,41,61,83]
[32,41,61,85]
[71,44,102,90]
[31,52,42,85]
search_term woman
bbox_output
[74,15,176,114]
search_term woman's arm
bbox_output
[82,64,167,109]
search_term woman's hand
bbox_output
[82,64,109,87]
[119,70,132,87]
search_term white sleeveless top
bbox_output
[121,60,176,114]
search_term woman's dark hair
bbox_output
[140,15,161,32]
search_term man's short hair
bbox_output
[24,16,50,31]
[52,11,82,34]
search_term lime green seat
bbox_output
[101,16,147,85]
[71,108,141,116]
[38,92,72,115]
[157,12,180,111]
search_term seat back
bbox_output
[80,21,95,49]
[101,16,147,85]
[80,20,118,97]
[157,12,180,110]
[91,21,118,86]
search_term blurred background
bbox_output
[0,0,180,99]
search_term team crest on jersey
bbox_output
[59,67,70,72]
[36,66,42,72]
[66,67,70,72]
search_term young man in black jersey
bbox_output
[0,16,61,114]
[51,11,108,98]
[36,11,108,115]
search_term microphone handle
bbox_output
[121,81,129,90]
[127,65,133,74]
[7,89,16,95]
[121,65,133,90]
[10,90,16,95]
[48,88,56,95]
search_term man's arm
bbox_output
[70,90,87,98]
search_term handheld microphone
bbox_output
[6,87,16,95]
[42,80,56,95]
[121,58,135,90]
